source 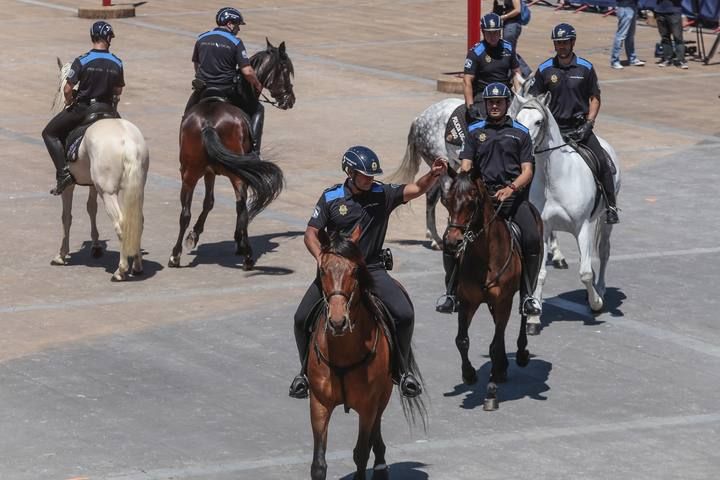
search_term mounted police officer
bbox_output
[437,83,542,317]
[463,13,521,121]
[184,7,265,152]
[42,21,124,196]
[528,23,619,224]
[289,147,448,399]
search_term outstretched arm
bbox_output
[402,158,448,203]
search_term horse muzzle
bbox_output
[327,315,350,336]
[278,92,295,110]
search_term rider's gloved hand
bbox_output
[466,104,483,122]
[573,119,594,142]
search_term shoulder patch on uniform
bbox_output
[473,42,486,56]
[538,58,554,73]
[512,120,529,133]
[468,120,487,132]
[79,51,122,67]
[576,57,593,70]
[371,182,384,193]
[198,30,241,46]
[502,40,513,51]
[111,53,123,65]
[324,185,344,202]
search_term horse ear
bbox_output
[57,57,63,70]
[279,41,286,55]
[266,37,274,50]
[349,224,362,244]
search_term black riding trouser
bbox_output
[580,131,617,208]
[293,268,414,366]
[42,104,88,173]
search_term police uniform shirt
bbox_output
[459,117,534,186]
[192,28,251,86]
[67,49,124,103]
[464,40,519,96]
[308,181,406,268]
[528,54,600,129]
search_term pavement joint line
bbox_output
[102,411,720,479]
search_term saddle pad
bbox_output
[572,142,607,215]
[63,111,120,163]
[445,104,469,147]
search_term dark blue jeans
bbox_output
[503,22,532,78]
[656,11,685,63]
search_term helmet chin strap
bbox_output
[349,172,371,193]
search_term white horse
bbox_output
[51,59,149,281]
[389,98,464,249]
[510,92,620,317]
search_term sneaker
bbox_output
[677,61,689,69]
[657,60,673,67]
[629,59,646,66]
[610,61,624,69]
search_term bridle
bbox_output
[520,100,568,154]
[321,279,358,334]
[254,51,293,110]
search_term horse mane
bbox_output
[250,44,294,84]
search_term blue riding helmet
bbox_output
[551,23,576,41]
[90,21,114,43]
[216,7,246,26]
[342,146,383,176]
[482,82,512,100]
[481,13,503,31]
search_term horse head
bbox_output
[444,171,492,253]
[52,58,74,113]
[513,92,552,149]
[318,225,371,337]
[251,38,296,110]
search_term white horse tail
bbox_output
[119,123,148,258]
[388,119,422,184]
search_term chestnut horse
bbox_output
[308,227,425,480]
[168,40,294,269]
[444,171,535,410]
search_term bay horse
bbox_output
[511,93,620,316]
[168,39,294,269]
[308,227,426,480]
[52,59,149,281]
[444,171,534,411]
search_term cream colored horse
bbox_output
[51,59,149,281]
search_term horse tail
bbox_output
[399,348,429,433]
[387,119,423,184]
[119,124,148,258]
[201,123,284,219]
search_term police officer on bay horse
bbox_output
[42,21,124,195]
[528,23,620,224]
[184,7,265,152]
[289,147,448,399]
[437,83,542,317]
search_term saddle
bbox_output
[65,102,120,163]
[564,139,615,215]
[445,104,469,147]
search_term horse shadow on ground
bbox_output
[341,461,430,480]
[537,287,627,333]
[187,230,303,274]
[443,355,552,410]
[60,241,163,280]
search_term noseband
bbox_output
[322,280,358,333]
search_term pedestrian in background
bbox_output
[493,0,533,77]
[655,0,688,68]
[610,0,646,69]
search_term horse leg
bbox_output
[310,398,332,480]
[230,177,254,270]
[99,191,128,281]
[352,406,377,480]
[370,413,389,480]
[425,183,442,250]
[87,186,103,258]
[52,185,75,266]
[168,175,199,268]
[456,302,480,385]
[549,231,568,269]
[577,221,603,312]
[527,233,549,335]
[484,298,511,411]
[595,222,613,299]
[185,172,215,251]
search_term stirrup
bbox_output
[606,206,619,225]
[50,171,74,196]
[521,296,542,316]
[435,294,458,314]
[399,372,422,398]
[288,373,309,399]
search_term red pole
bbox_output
[103,0,111,6]
[468,0,482,49]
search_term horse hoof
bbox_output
[168,256,180,268]
[462,368,478,385]
[590,297,604,313]
[51,255,67,266]
[516,349,530,367]
[372,464,390,480]
[526,323,541,336]
[91,246,104,258]
[242,257,255,271]
[483,397,499,411]
[430,240,441,251]
[111,272,126,282]
[553,259,569,269]
[184,231,198,250]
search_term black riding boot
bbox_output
[395,322,422,398]
[436,252,459,313]
[289,324,311,399]
[520,253,542,316]
[250,103,265,153]
[43,134,74,196]
[599,154,619,224]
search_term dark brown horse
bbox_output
[308,227,425,480]
[444,171,536,411]
[168,39,295,269]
